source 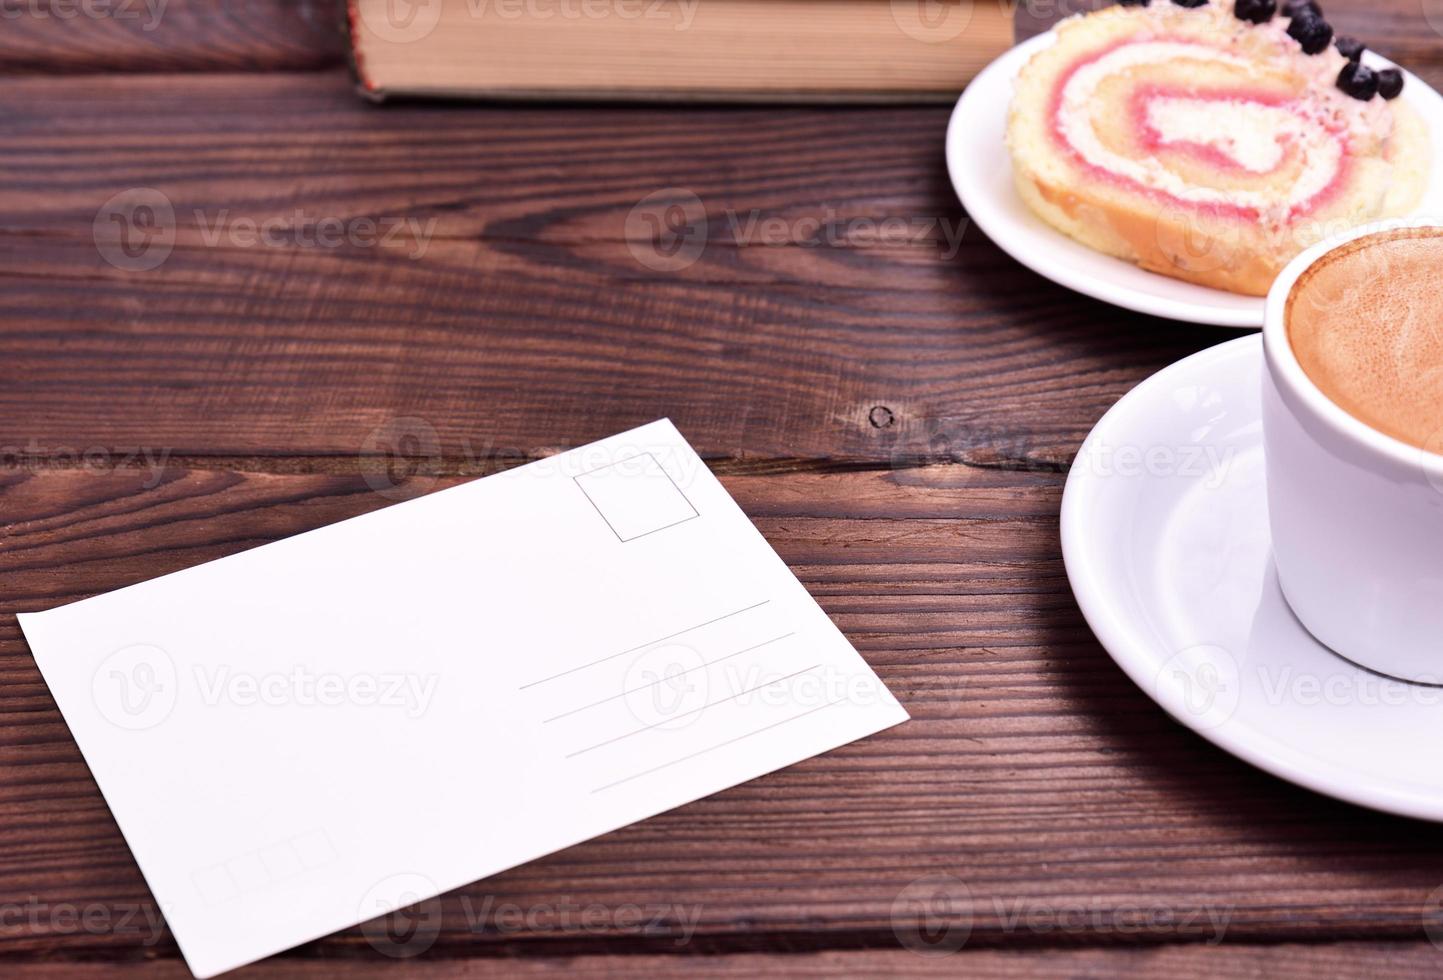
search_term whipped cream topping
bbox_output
[1055,40,1345,214]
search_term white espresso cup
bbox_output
[1262,219,1443,683]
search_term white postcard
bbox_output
[18,419,908,977]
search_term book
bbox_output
[346,0,1015,102]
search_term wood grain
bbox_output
[5,0,1443,973]
[0,69,1224,468]
[8,943,1443,978]
[5,465,1443,969]
[0,0,345,73]
[5,34,1442,468]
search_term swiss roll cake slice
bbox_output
[1006,0,1429,296]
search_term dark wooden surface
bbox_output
[4,1,1443,976]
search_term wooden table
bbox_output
[5,1,1443,976]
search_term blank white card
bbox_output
[18,419,908,977]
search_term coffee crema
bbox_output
[1286,228,1443,454]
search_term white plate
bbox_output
[1062,335,1443,820]
[947,33,1443,328]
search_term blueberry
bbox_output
[1377,68,1405,100]
[1283,0,1321,16]
[1115,0,1150,5]
[1287,13,1334,54]
[1334,36,1365,61]
[1337,61,1378,100]
[1170,0,1208,6]
[1233,0,1275,22]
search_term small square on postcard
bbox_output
[574,452,698,542]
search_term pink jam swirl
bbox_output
[1046,38,1354,222]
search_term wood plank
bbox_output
[0,0,345,73]
[5,0,1443,970]
[5,465,1443,964]
[0,70,1225,467]
[5,26,1442,466]
[8,943,1443,978]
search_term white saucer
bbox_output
[1062,335,1443,821]
[947,33,1443,328]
